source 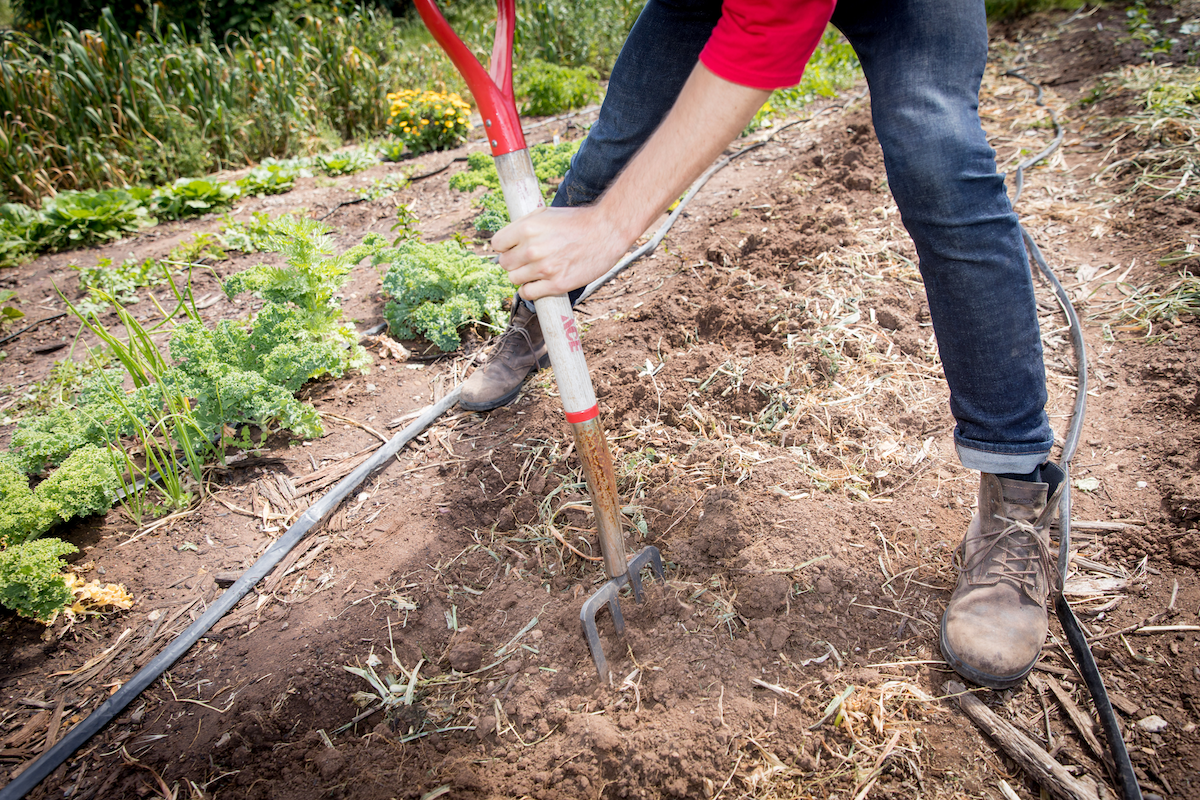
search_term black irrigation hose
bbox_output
[0,388,462,800]
[1008,70,1142,800]
[0,313,67,347]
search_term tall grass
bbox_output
[0,6,465,204]
[0,0,645,205]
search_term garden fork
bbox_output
[414,0,663,684]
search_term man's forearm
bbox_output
[595,63,771,244]
[492,63,769,300]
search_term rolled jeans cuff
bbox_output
[955,443,1051,475]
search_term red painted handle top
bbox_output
[413,0,527,157]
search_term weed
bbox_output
[72,256,166,313]
[220,211,293,253]
[1101,268,1200,337]
[350,173,410,201]
[390,204,421,244]
[0,290,23,328]
[378,139,408,163]
[1089,63,1200,199]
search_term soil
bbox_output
[2,5,1199,800]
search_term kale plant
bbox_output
[377,240,514,351]
[0,445,119,622]
[449,140,581,232]
[0,538,78,623]
[472,192,512,234]
[223,216,380,343]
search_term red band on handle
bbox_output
[564,405,600,424]
[413,0,526,157]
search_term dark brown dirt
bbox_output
[2,7,1199,800]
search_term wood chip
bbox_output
[945,681,1100,800]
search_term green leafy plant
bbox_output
[376,240,514,351]
[169,233,228,266]
[315,149,378,177]
[378,139,408,162]
[220,211,291,253]
[390,204,421,244]
[0,203,41,267]
[350,173,409,201]
[386,90,472,155]
[73,256,165,313]
[151,178,241,220]
[0,290,24,327]
[450,140,580,231]
[515,59,601,116]
[38,189,155,250]
[449,139,581,194]
[236,161,303,196]
[471,192,511,234]
[0,537,78,623]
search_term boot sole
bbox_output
[939,612,1038,690]
[458,355,550,413]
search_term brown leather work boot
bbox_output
[940,463,1064,689]
[460,303,550,411]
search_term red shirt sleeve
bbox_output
[699,0,837,91]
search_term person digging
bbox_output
[462,0,1064,691]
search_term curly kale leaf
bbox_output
[0,446,118,548]
[472,192,510,234]
[9,406,96,474]
[0,455,53,547]
[169,321,323,439]
[0,538,78,623]
[36,445,120,524]
[448,141,581,196]
[222,217,383,323]
[378,241,513,351]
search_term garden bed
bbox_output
[1,6,1199,800]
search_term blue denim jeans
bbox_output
[549,0,1054,474]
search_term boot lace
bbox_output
[483,318,535,363]
[956,515,1059,600]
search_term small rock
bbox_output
[448,641,483,673]
[475,715,496,739]
[1137,714,1168,733]
[313,748,345,779]
[587,715,622,751]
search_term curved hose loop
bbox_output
[1007,71,1142,800]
